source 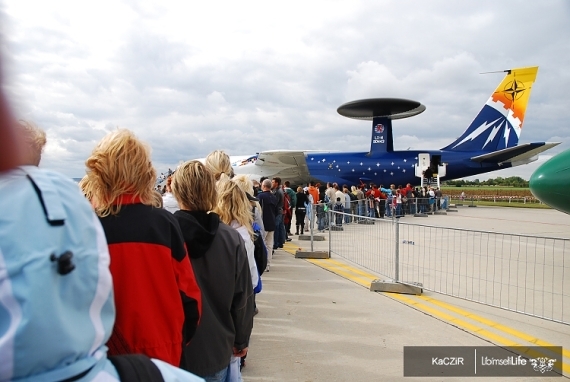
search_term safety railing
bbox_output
[325,210,569,325]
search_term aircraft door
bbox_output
[415,153,430,177]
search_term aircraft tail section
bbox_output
[369,117,394,155]
[442,66,539,152]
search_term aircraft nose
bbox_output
[529,149,570,215]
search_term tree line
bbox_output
[443,176,529,188]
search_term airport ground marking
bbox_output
[389,293,570,374]
[287,245,569,373]
[418,295,570,360]
[308,259,373,287]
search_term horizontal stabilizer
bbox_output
[470,142,560,164]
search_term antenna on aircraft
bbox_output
[337,98,425,120]
[479,69,511,75]
[337,98,425,156]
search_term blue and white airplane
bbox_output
[230,66,558,186]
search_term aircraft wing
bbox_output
[470,142,560,165]
[252,150,312,184]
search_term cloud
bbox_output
[1,0,569,182]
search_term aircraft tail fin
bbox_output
[369,117,394,155]
[442,66,539,152]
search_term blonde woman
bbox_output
[204,149,233,189]
[215,180,259,290]
[232,174,266,244]
[171,160,254,379]
[85,129,201,365]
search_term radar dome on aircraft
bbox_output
[529,148,570,215]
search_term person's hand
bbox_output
[233,346,248,358]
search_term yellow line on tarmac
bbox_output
[308,259,372,287]
[289,249,569,374]
[417,295,570,360]
[325,259,378,280]
[389,293,570,374]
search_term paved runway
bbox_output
[242,207,570,381]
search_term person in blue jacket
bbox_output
[0,166,204,381]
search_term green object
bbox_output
[529,148,570,215]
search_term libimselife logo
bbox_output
[374,124,384,133]
[529,357,556,373]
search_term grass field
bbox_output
[438,186,550,209]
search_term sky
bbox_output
[1,0,569,181]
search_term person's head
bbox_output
[232,174,254,195]
[297,186,303,193]
[165,175,173,192]
[214,180,253,238]
[18,120,46,166]
[351,185,356,192]
[271,177,281,189]
[172,160,217,212]
[262,178,272,191]
[152,190,163,208]
[78,174,99,209]
[309,181,315,187]
[205,150,233,181]
[232,174,259,209]
[86,129,156,217]
[284,180,291,188]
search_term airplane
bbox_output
[529,148,570,215]
[225,66,558,187]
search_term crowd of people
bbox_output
[0,118,266,380]
[0,112,446,381]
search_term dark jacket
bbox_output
[174,210,254,377]
[257,190,277,231]
[296,192,309,208]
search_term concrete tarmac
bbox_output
[242,207,570,381]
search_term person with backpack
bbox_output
[333,197,345,227]
[295,186,309,234]
[257,179,277,271]
[282,186,293,242]
[283,181,297,236]
[0,166,204,381]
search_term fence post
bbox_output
[328,208,332,254]
[394,218,400,282]
[370,216,421,294]
[310,204,314,252]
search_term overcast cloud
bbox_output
[1,0,569,180]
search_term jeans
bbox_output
[202,365,229,382]
[395,203,402,216]
[358,202,366,218]
[344,208,351,223]
[385,199,392,217]
[317,211,326,231]
[274,214,285,248]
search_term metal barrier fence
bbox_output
[322,208,569,325]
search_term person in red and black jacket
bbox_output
[85,129,201,367]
